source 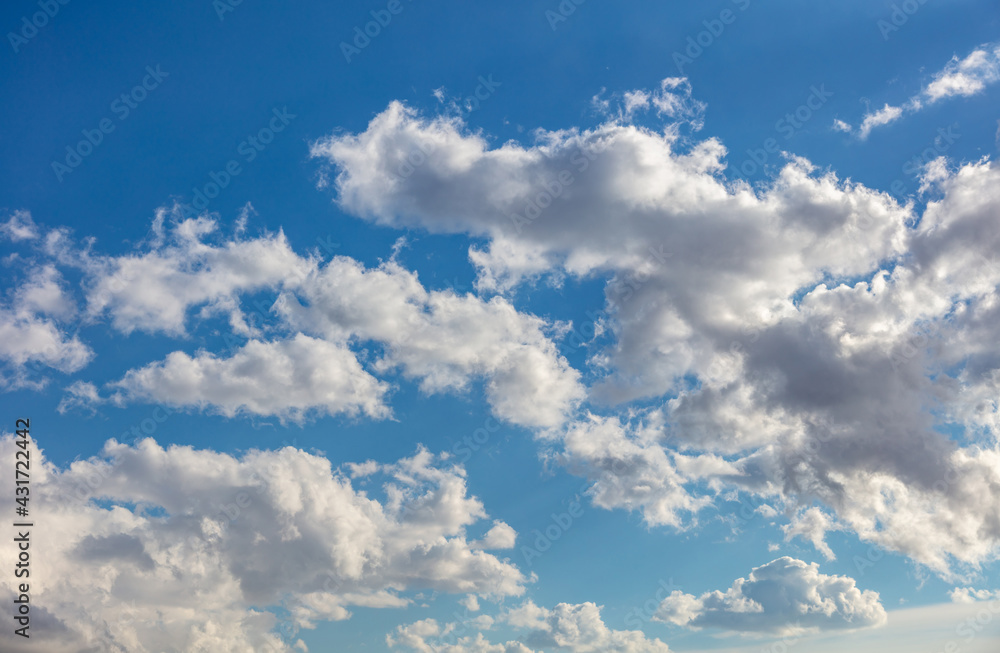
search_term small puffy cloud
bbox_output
[471,521,518,550]
[654,557,886,635]
[857,104,904,140]
[56,380,103,415]
[516,601,672,652]
[0,265,91,387]
[831,119,852,133]
[0,435,527,652]
[0,210,39,241]
[924,44,1000,102]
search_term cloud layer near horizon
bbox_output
[0,434,526,652]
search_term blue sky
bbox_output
[2,1,1000,651]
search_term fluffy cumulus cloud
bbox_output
[387,600,670,652]
[276,256,585,428]
[924,43,1000,102]
[82,209,317,337]
[13,211,581,428]
[109,334,392,422]
[549,414,733,528]
[840,43,1000,138]
[313,79,1000,577]
[0,262,92,388]
[0,434,527,652]
[654,557,886,635]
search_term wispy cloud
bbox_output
[838,43,1000,139]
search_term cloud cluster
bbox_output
[0,434,526,652]
[654,557,886,634]
[387,600,671,652]
[949,587,1000,603]
[313,83,1000,577]
[4,211,582,428]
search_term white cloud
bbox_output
[654,557,886,634]
[388,600,671,652]
[44,215,582,428]
[857,104,904,140]
[925,44,1000,102]
[949,587,1000,603]
[550,414,723,529]
[313,87,1000,579]
[781,507,841,561]
[85,210,316,337]
[831,119,852,134]
[277,256,584,428]
[0,265,91,387]
[0,210,39,241]
[0,435,527,652]
[843,43,1000,138]
[677,602,1000,653]
[471,521,518,550]
[56,380,103,415]
[595,77,707,128]
[108,334,392,422]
